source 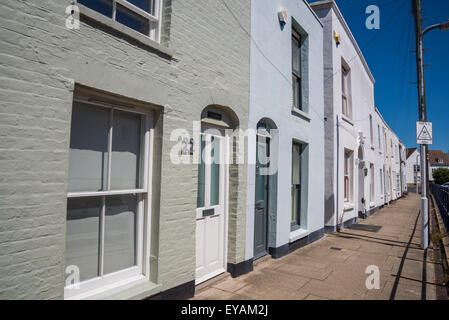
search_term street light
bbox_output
[423,19,449,35]
[440,20,449,31]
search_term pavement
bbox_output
[192,193,448,300]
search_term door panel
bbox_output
[254,135,269,259]
[195,133,227,284]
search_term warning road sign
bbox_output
[417,122,432,145]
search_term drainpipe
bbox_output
[336,115,340,232]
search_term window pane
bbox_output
[66,197,101,282]
[68,102,109,192]
[210,136,220,206]
[292,75,297,108]
[291,143,301,225]
[291,185,301,224]
[292,35,300,75]
[197,135,206,208]
[296,77,301,110]
[344,153,349,175]
[342,96,348,117]
[111,110,142,190]
[292,144,301,185]
[256,136,268,202]
[103,195,137,275]
[342,68,349,95]
[78,0,113,18]
[116,3,150,36]
[344,177,349,200]
[126,0,156,15]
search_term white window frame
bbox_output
[291,141,303,228]
[292,29,302,111]
[380,169,383,194]
[369,115,374,147]
[341,65,351,119]
[64,98,154,300]
[88,0,163,42]
[344,150,353,203]
[396,174,400,193]
[378,125,381,150]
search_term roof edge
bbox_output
[310,0,375,84]
[302,0,324,27]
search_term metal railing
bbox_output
[431,184,449,231]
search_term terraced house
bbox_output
[246,0,324,262]
[0,0,252,299]
[310,0,406,229]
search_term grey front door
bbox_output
[254,135,269,259]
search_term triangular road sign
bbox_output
[416,121,432,144]
[418,126,431,140]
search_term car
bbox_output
[441,182,449,190]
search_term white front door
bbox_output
[195,131,227,284]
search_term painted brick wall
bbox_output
[0,0,250,299]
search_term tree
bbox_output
[433,168,449,185]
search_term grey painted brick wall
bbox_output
[315,7,336,227]
[0,0,250,299]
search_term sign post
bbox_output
[416,121,432,250]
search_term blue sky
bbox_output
[309,0,449,153]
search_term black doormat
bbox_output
[346,224,382,233]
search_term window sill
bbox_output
[343,202,354,211]
[78,4,173,59]
[341,115,354,126]
[66,274,153,300]
[106,280,162,300]
[291,107,311,121]
[289,228,310,243]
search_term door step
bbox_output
[195,272,231,294]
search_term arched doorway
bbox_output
[195,105,238,284]
[254,119,277,259]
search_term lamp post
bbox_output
[412,0,449,250]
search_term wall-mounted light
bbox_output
[334,31,341,45]
[278,7,288,28]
